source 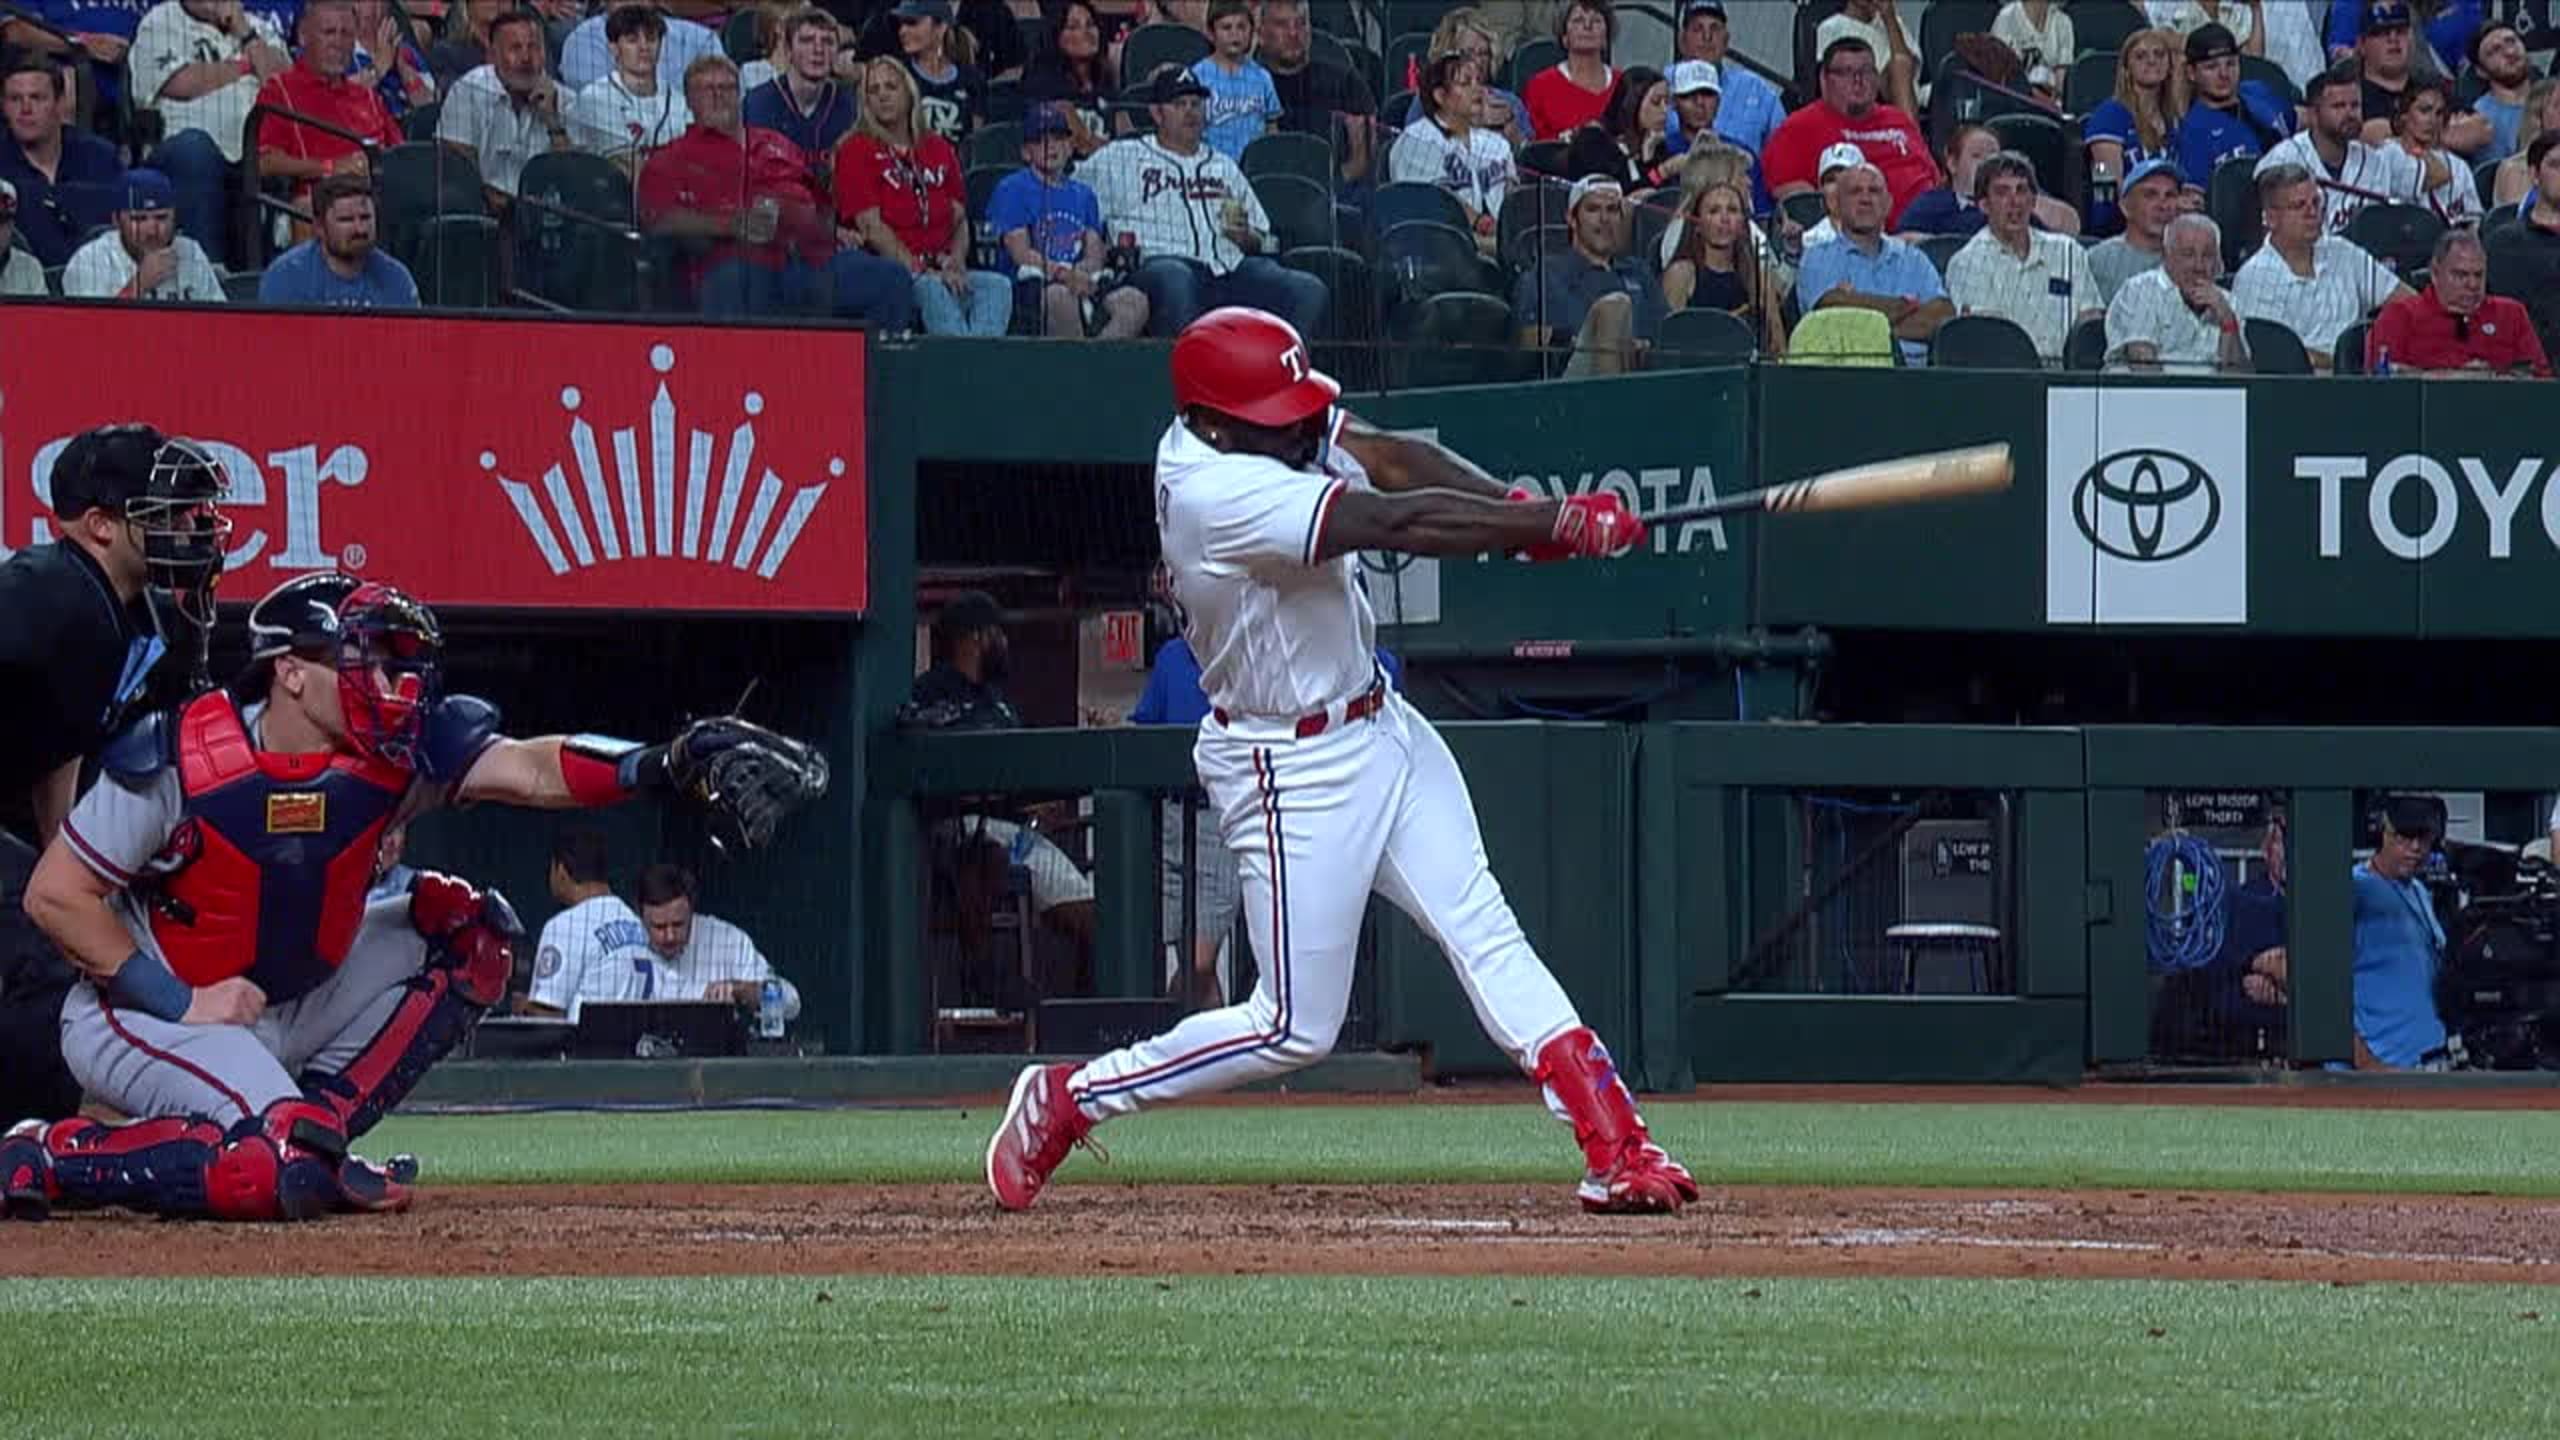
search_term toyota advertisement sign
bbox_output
[0,306,869,615]
[2046,387,2250,625]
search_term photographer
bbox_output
[2349,794,2454,1070]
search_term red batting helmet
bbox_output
[1171,307,1340,427]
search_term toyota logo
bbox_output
[2073,448,2220,562]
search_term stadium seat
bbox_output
[1987,111,2068,201]
[2242,317,2314,374]
[221,269,261,303]
[1506,37,1563,96]
[1279,243,1379,388]
[1629,196,1672,271]
[1652,306,1758,367]
[1241,130,1336,186]
[2334,320,2372,375]
[985,75,1025,125]
[1518,138,1571,182]
[1496,181,1571,274]
[375,141,488,275]
[1306,31,1352,76]
[400,100,442,142]
[1780,190,1828,231]
[2068,0,2147,55]
[722,8,761,62]
[1379,88,1418,129]
[1386,291,1523,388]
[1790,0,1846,95]
[1254,172,1339,250]
[513,150,641,311]
[968,121,1024,169]
[2239,54,2299,109]
[1369,180,1472,238]
[2348,202,2444,279]
[1379,218,1498,316]
[1918,0,2002,95]
[2063,313,2107,371]
[1120,23,1210,86]
[412,213,501,307]
[965,164,1011,271]
[1931,313,2044,369]
[2065,51,2117,113]
[2207,156,2261,275]
[1919,232,1967,277]
[1382,30,1434,96]
[1788,306,1895,365]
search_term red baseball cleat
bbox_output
[1535,1026,1703,1216]
[336,1154,415,1214]
[1577,1139,1702,1215]
[985,1063,1097,1212]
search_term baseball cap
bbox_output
[1818,140,1865,179]
[2183,22,2238,62]
[892,0,952,21]
[2362,0,2412,34]
[1679,0,1726,21]
[1568,174,1624,212]
[1146,66,1211,103]
[1022,102,1070,139]
[2123,155,2181,192]
[118,168,176,214]
[1668,59,1720,96]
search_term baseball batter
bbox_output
[988,307,1699,1215]
[0,572,824,1223]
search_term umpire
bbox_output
[0,424,227,1124]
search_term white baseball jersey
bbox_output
[526,892,657,1020]
[640,913,800,1019]
[1079,135,1272,276]
[436,65,554,196]
[2232,234,2402,356]
[2255,133,2426,235]
[1152,413,1378,719]
[568,74,693,166]
[63,234,225,303]
[130,0,283,161]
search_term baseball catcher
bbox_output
[1,572,825,1222]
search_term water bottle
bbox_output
[2374,345,2392,377]
[757,979,785,1040]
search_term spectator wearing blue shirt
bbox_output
[1512,175,1669,377]
[256,172,418,305]
[1793,162,1950,362]
[988,104,1149,338]
[6,0,148,107]
[2324,0,2480,78]
[0,59,127,266]
[1188,0,1278,160]
[2347,795,2453,1069]
[350,0,437,120]
[743,8,857,159]
[1666,0,1781,198]
[2174,22,2294,191]
[2081,27,2182,235]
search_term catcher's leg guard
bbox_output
[33,1099,348,1221]
[2,1119,55,1220]
[1533,1027,1701,1215]
[304,873,517,1140]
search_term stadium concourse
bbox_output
[4,0,2550,374]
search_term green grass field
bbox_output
[10,1100,2560,1438]
[361,1099,2560,1195]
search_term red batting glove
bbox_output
[1548,492,1645,560]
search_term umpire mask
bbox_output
[128,438,233,628]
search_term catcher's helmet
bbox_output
[1170,307,1339,427]
[51,426,232,620]
[250,573,444,768]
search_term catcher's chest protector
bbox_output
[148,694,409,1004]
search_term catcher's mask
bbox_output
[129,437,234,627]
[250,573,444,767]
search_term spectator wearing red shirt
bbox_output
[1521,0,1615,142]
[1761,35,1937,228]
[834,55,1010,334]
[254,0,401,222]
[2367,227,2552,377]
[639,54,914,327]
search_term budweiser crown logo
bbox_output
[482,343,841,581]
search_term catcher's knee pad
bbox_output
[304,956,498,1140]
[39,1100,345,1221]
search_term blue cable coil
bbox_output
[2144,830,2229,974]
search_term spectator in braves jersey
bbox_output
[1081,66,1325,338]
[129,0,292,264]
[256,171,417,304]
[2233,160,2412,365]
[2253,62,2438,233]
[252,0,401,222]
[1762,36,1936,229]
[2173,23,2293,191]
[989,103,1149,337]
[1389,53,1515,255]
[744,6,855,160]
[836,55,1009,334]
[567,3,692,177]
[629,864,798,1021]
[521,827,654,1021]
[643,54,915,326]
[1187,0,1276,161]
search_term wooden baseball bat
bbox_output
[1637,443,2013,528]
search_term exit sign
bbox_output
[1102,609,1144,668]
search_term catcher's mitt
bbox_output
[663,716,830,853]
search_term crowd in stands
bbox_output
[0,0,2551,375]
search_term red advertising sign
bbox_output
[1101,609,1143,669]
[0,305,867,614]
